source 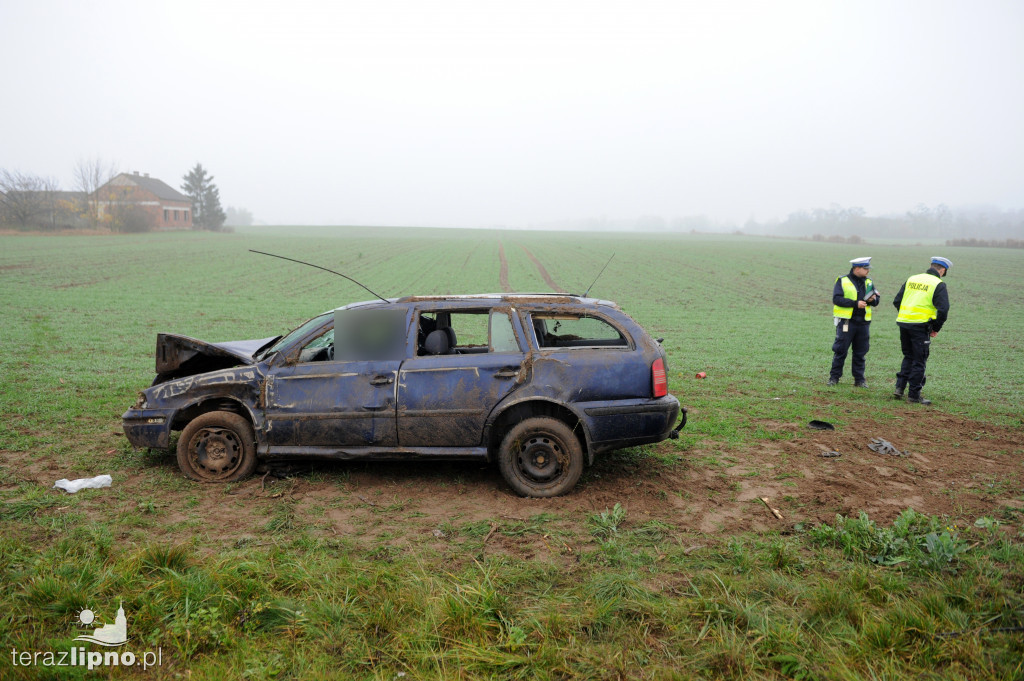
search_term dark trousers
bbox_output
[830,319,870,382]
[897,324,931,397]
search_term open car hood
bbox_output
[155,333,279,380]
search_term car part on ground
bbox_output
[867,437,911,457]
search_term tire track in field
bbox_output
[498,241,512,292]
[461,240,481,269]
[518,245,566,293]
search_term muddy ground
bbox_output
[7,411,1022,561]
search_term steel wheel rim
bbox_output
[188,426,243,480]
[514,432,566,485]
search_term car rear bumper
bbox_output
[122,408,175,450]
[580,394,681,453]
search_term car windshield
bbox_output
[258,312,332,360]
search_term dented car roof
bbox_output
[333,293,621,313]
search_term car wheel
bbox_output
[498,417,584,497]
[176,411,258,483]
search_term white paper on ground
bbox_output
[53,475,112,493]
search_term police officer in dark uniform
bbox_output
[892,257,952,405]
[828,257,879,387]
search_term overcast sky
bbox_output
[2,1,1022,227]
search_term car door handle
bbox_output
[369,375,394,385]
[362,404,389,411]
[493,368,520,378]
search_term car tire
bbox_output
[176,411,258,483]
[498,417,584,497]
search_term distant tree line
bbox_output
[0,159,250,233]
[747,203,1024,240]
[945,238,1024,249]
[541,203,1022,239]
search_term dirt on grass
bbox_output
[519,245,566,293]
[5,411,1022,562]
[498,241,511,293]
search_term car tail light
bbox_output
[652,358,667,397]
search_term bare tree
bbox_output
[0,169,60,229]
[73,157,117,227]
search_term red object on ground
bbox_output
[695,372,707,379]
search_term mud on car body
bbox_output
[123,294,684,497]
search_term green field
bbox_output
[1,227,1023,679]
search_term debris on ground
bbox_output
[759,497,784,519]
[811,443,841,458]
[868,438,911,457]
[54,475,112,493]
[258,464,309,479]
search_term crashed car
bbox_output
[122,294,684,497]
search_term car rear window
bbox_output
[531,314,628,348]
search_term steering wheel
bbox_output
[326,343,334,361]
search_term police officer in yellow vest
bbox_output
[892,257,952,405]
[828,257,879,387]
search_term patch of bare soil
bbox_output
[7,412,1022,563]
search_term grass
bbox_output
[3,510,1021,679]
[1,227,1023,678]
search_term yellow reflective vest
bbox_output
[896,273,942,324]
[833,275,872,321]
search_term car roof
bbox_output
[331,293,621,313]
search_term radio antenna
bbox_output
[583,253,615,298]
[249,250,390,303]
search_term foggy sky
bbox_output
[2,1,1023,227]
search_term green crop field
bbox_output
[1,227,1023,680]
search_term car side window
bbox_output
[297,328,334,363]
[531,313,628,348]
[418,310,521,355]
[334,308,407,361]
[489,311,520,352]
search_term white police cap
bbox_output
[849,257,872,268]
[931,256,953,270]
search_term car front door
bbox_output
[262,307,409,449]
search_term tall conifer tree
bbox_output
[181,163,225,230]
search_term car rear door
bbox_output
[397,307,526,447]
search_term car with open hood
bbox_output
[123,294,684,497]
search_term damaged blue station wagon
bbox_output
[123,294,683,497]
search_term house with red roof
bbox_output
[96,171,193,230]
